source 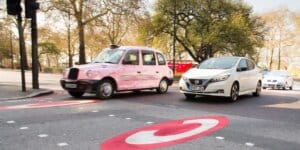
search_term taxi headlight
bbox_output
[86,70,97,78]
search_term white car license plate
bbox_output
[65,83,77,88]
[192,86,204,92]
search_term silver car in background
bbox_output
[262,70,294,90]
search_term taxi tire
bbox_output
[68,91,84,98]
[96,79,114,99]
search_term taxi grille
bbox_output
[68,68,79,80]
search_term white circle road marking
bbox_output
[57,142,69,147]
[19,127,29,130]
[245,142,255,147]
[109,114,115,117]
[38,134,48,138]
[125,118,132,120]
[6,121,15,124]
[126,118,219,145]
[92,110,99,113]
[146,122,154,124]
[216,136,225,140]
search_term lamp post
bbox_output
[172,0,176,76]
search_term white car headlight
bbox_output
[182,75,189,81]
[211,73,231,82]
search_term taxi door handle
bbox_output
[156,71,159,73]
[137,71,141,74]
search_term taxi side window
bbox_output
[142,50,156,65]
[122,50,139,65]
[157,53,166,65]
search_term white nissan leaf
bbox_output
[179,57,262,102]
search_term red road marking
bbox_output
[101,116,229,150]
[0,100,100,110]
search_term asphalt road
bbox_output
[1,84,300,150]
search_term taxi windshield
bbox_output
[92,48,125,64]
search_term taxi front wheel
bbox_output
[96,79,114,99]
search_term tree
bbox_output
[38,42,60,71]
[94,0,147,45]
[0,21,13,67]
[262,9,294,70]
[45,0,110,64]
[141,0,265,62]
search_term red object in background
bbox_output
[167,60,194,74]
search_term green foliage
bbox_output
[140,0,265,62]
[38,42,60,56]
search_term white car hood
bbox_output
[184,68,230,79]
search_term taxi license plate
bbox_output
[65,83,77,88]
[192,86,204,92]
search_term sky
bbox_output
[148,0,300,14]
[243,0,300,13]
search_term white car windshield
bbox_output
[266,71,289,76]
[93,48,125,64]
[198,57,239,69]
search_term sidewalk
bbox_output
[0,84,53,101]
[0,69,58,101]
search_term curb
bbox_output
[0,89,54,101]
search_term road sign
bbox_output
[0,100,100,110]
[101,116,229,150]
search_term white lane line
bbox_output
[146,122,154,124]
[109,114,115,117]
[245,142,255,147]
[125,118,132,120]
[6,120,15,124]
[216,136,225,140]
[19,127,29,130]
[57,142,69,147]
[38,134,48,138]
[78,107,84,110]
[92,110,99,113]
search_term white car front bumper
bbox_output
[179,78,232,97]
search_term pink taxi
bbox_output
[60,45,174,99]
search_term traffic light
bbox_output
[25,0,39,18]
[6,0,22,15]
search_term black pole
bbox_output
[172,0,176,76]
[31,6,39,89]
[17,14,26,92]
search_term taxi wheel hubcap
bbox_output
[100,82,113,97]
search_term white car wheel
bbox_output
[229,82,239,102]
[253,81,261,97]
